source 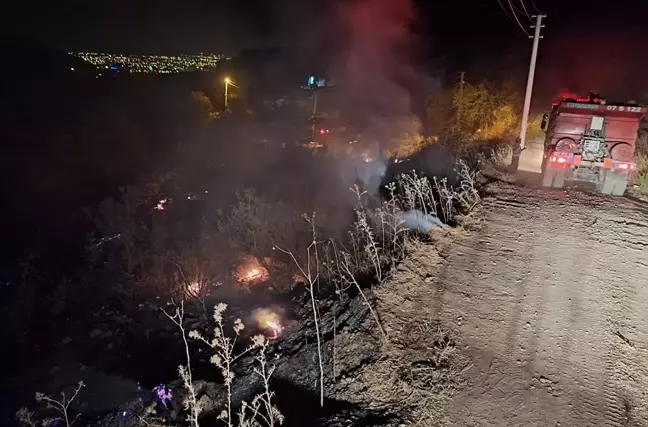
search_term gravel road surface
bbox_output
[439,182,648,426]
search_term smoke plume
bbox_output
[321,0,434,197]
[333,0,423,149]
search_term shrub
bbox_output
[635,153,648,194]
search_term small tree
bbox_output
[427,80,522,142]
[191,91,219,122]
[87,184,157,303]
[479,104,519,140]
[386,132,435,159]
[217,188,312,283]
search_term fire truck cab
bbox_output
[541,94,646,196]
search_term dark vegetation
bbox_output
[0,33,499,427]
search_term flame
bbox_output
[361,152,374,163]
[234,256,269,285]
[252,308,284,339]
[246,268,262,280]
[187,281,201,296]
[265,320,284,339]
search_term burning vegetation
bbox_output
[234,256,270,287]
[18,111,492,427]
[251,307,285,340]
[13,0,500,421]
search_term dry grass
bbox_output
[327,237,473,427]
[635,153,648,194]
[453,203,486,233]
[79,154,484,426]
[474,141,519,184]
[16,382,85,427]
[161,302,283,427]
[274,215,326,408]
[254,159,482,424]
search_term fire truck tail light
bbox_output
[615,162,635,171]
[550,156,567,164]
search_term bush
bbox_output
[634,121,648,192]
[635,153,648,194]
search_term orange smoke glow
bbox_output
[252,308,285,339]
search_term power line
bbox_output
[508,0,532,22]
[508,0,532,36]
[528,0,543,14]
[495,0,517,25]
[519,0,533,21]
[496,0,532,36]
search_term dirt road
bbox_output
[432,181,648,426]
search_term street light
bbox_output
[223,76,237,108]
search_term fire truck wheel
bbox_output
[541,146,554,173]
[600,170,615,195]
[553,170,566,188]
[600,169,627,196]
[611,171,629,196]
[542,166,556,187]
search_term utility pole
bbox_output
[519,14,546,150]
[223,77,238,109]
[311,91,319,143]
[458,71,465,125]
[511,13,546,172]
[224,78,229,108]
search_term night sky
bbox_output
[2,1,645,52]
[3,0,648,101]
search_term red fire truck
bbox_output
[541,93,646,196]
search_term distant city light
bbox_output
[70,52,228,74]
[70,67,75,71]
